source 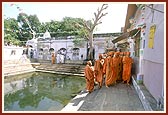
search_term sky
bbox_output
[3,2,128,33]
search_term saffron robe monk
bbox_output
[51,53,55,64]
[118,52,124,81]
[84,61,94,93]
[122,52,133,85]
[111,52,121,84]
[103,51,114,87]
[94,54,104,89]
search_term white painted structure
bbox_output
[26,31,120,62]
[127,4,165,104]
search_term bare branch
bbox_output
[98,12,108,21]
[96,21,102,26]
[84,22,91,31]
[97,8,100,12]
[92,18,95,22]
[94,12,97,19]
[84,32,89,40]
[102,4,108,10]
[83,4,109,35]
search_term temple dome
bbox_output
[43,30,51,39]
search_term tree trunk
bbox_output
[88,32,94,61]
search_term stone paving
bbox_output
[78,83,144,111]
[62,81,144,112]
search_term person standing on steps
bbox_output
[51,52,55,64]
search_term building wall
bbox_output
[94,37,107,59]
[128,4,164,101]
[143,4,164,100]
[4,46,25,61]
[36,36,112,61]
[143,59,164,100]
[37,39,87,61]
[143,4,164,63]
[132,57,139,75]
[93,36,114,59]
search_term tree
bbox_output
[17,13,40,40]
[28,14,41,38]
[81,4,108,61]
[4,18,20,45]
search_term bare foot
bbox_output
[99,85,102,89]
[89,91,92,93]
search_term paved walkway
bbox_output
[33,63,159,112]
[62,81,144,112]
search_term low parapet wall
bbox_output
[3,46,36,77]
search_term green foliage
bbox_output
[73,37,86,47]
[17,13,41,40]
[4,18,20,45]
[4,13,89,46]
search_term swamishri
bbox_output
[84,61,94,93]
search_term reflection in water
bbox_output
[4,72,85,111]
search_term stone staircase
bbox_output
[4,57,36,77]
[36,63,85,77]
[4,56,85,77]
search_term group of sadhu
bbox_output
[84,51,133,93]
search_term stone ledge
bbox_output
[4,69,36,77]
[36,69,85,77]
[132,76,158,111]
[4,63,40,67]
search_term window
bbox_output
[11,50,16,55]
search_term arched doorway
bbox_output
[43,47,49,60]
[72,48,79,60]
[39,48,43,59]
[57,48,67,63]
[49,48,55,53]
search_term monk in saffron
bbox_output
[103,51,114,87]
[84,61,94,93]
[51,52,55,64]
[122,52,133,85]
[118,52,124,81]
[94,54,104,89]
[113,52,121,83]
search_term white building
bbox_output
[26,31,122,63]
[118,4,165,110]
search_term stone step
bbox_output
[4,69,35,77]
[4,63,33,67]
[36,63,85,75]
[37,67,84,74]
[4,62,35,76]
[36,70,84,77]
[4,58,31,65]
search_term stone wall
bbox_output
[3,46,36,77]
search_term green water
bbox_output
[4,72,86,111]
